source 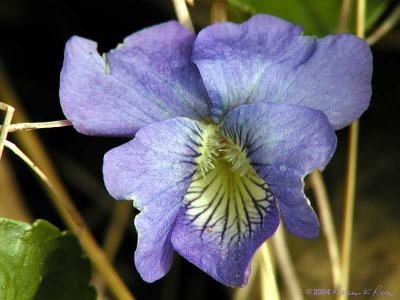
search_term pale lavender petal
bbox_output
[103,117,205,282]
[60,21,210,137]
[193,14,372,129]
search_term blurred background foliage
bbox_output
[0,0,399,299]
[228,0,392,36]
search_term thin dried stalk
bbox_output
[339,0,365,297]
[259,242,280,300]
[0,102,14,159]
[210,0,227,23]
[339,122,360,300]
[272,226,303,300]
[1,120,72,132]
[356,0,366,38]
[172,0,194,31]
[309,171,341,288]
[103,202,132,260]
[93,201,132,294]
[366,4,400,45]
[338,0,353,33]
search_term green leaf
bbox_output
[0,218,96,300]
[228,0,393,36]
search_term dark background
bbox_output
[1,0,399,299]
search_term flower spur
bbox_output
[59,14,372,286]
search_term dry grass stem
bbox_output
[366,4,400,45]
[272,226,304,300]
[172,0,195,31]
[259,242,280,300]
[103,201,132,260]
[93,201,132,295]
[211,0,227,23]
[1,119,72,132]
[338,0,365,297]
[339,121,360,300]
[338,0,353,33]
[309,171,341,288]
[0,102,15,159]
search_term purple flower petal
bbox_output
[192,14,372,129]
[221,102,337,238]
[170,102,336,286]
[103,117,205,282]
[170,102,335,286]
[60,21,210,137]
[264,165,320,238]
[171,173,279,287]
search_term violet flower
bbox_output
[59,15,372,286]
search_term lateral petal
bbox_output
[103,117,205,281]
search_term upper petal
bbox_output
[60,21,210,137]
[103,117,205,282]
[276,34,372,129]
[192,14,302,122]
[192,14,372,129]
[221,102,337,238]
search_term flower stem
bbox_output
[356,0,366,38]
[259,242,280,300]
[309,171,341,288]
[103,201,132,260]
[92,201,132,297]
[0,102,15,159]
[338,0,353,33]
[1,119,72,132]
[172,0,194,31]
[366,3,400,45]
[271,225,303,300]
[339,122,360,299]
[210,0,227,23]
[339,0,365,297]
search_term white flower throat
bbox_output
[182,124,273,246]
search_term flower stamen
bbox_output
[196,124,220,176]
[196,124,255,177]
